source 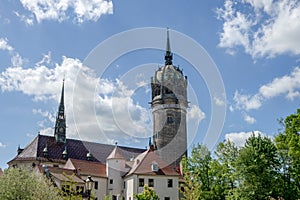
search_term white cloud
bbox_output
[187,104,206,124]
[14,11,34,26]
[232,67,300,112]
[0,38,13,51]
[231,67,300,122]
[259,67,300,100]
[225,130,262,147]
[242,112,256,124]
[19,0,113,24]
[214,95,226,106]
[0,55,151,145]
[217,0,300,58]
[233,91,262,111]
[11,53,24,67]
[0,142,7,148]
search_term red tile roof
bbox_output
[127,149,180,176]
[65,158,107,178]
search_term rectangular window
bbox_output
[124,181,126,189]
[139,178,144,187]
[148,178,154,187]
[110,179,113,184]
[76,186,84,194]
[62,185,70,194]
[94,181,98,190]
[167,179,173,188]
[164,197,170,200]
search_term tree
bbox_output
[233,134,280,200]
[181,144,227,200]
[0,167,61,200]
[214,140,239,199]
[275,109,300,199]
[134,184,159,200]
[180,156,203,200]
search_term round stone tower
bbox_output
[151,30,188,166]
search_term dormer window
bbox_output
[151,162,158,172]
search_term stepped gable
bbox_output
[8,134,145,165]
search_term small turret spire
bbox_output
[165,28,173,65]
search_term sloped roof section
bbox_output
[127,149,180,176]
[65,158,106,178]
[107,146,126,160]
[8,134,145,165]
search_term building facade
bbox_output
[8,30,187,200]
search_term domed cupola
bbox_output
[151,30,188,107]
[150,29,188,166]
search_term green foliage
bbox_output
[0,167,61,200]
[180,156,203,200]
[134,184,159,200]
[275,109,300,200]
[59,173,84,200]
[179,109,300,200]
[233,134,280,199]
[104,193,113,200]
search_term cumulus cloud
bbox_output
[0,142,7,148]
[242,112,256,124]
[188,104,206,123]
[231,66,300,122]
[0,38,13,51]
[19,0,113,24]
[259,67,300,100]
[217,0,300,58]
[0,55,152,145]
[233,91,262,111]
[232,67,300,111]
[225,130,263,147]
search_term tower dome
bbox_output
[150,29,188,166]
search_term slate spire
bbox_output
[165,28,173,65]
[54,80,66,143]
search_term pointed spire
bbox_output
[60,79,65,107]
[166,28,171,53]
[165,28,173,65]
[54,79,66,143]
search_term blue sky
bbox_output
[0,0,300,169]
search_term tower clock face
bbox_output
[59,127,64,132]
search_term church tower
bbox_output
[54,80,66,143]
[151,30,188,166]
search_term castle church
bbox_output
[8,30,188,200]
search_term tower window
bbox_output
[167,116,173,124]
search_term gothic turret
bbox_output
[151,29,188,166]
[54,80,66,143]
